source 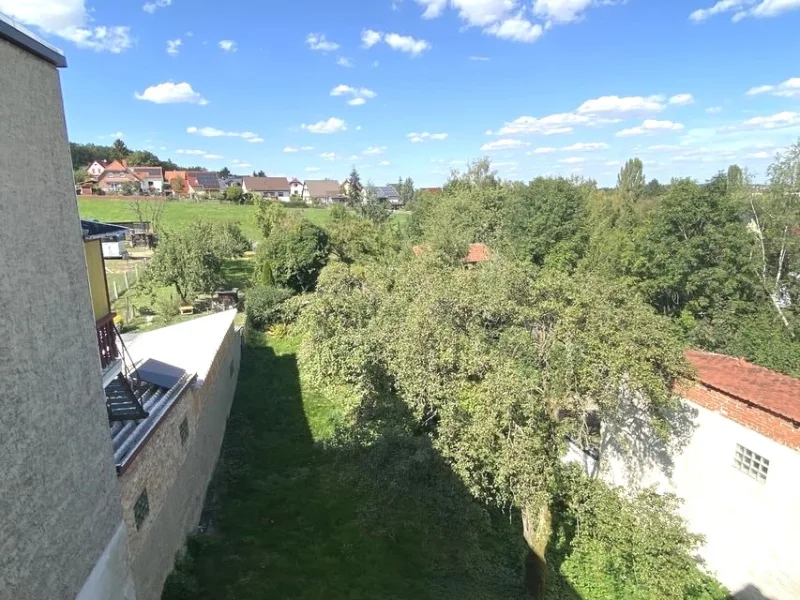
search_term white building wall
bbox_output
[602,400,800,600]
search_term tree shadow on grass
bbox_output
[163,339,584,600]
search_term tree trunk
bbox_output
[522,502,552,598]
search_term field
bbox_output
[162,333,528,600]
[78,197,407,241]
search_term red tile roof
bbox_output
[411,243,492,264]
[464,243,492,264]
[686,350,800,424]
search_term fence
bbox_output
[107,261,145,303]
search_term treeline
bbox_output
[409,152,799,377]
[70,138,204,173]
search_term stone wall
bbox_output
[118,325,241,600]
[0,35,131,600]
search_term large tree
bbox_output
[147,222,224,302]
[127,150,160,166]
[110,138,130,161]
[617,158,645,205]
[299,259,694,594]
[347,167,362,206]
[258,216,330,291]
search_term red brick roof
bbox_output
[686,350,800,424]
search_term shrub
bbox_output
[259,217,330,292]
[245,285,293,329]
[211,221,250,258]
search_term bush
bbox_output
[282,200,309,209]
[259,217,330,292]
[211,221,250,258]
[245,285,293,329]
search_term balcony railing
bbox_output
[97,314,119,369]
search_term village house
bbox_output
[303,179,345,204]
[96,159,141,194]
[88,159,109,177]
[375,185,401,207]
[289,177,303,198]
[242,176,290,199]
[567,350,800,600]
[165,170,220,195]
[89,161,164,195]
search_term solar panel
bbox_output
[137,359,186,389]
[376,186,398,197]
[196,172,219,189]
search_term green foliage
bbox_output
[110,138,130,161]
[210,221,250,258]
[617,158,645,203]
[224,184,244,204]
[127,149,160,166]
[253,197,287,238]
[548,473,729,600]
[259,216,330,292]
[218,166,231,178]
[726,164,744,190]
[73,166,89,184]
[347,166,362,206]
[155,293,182,323]
[147,222,225,302]
[254,255,275,286]
[245,285,293,329]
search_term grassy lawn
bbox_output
[163,333,527,600]
[78,198,409,242]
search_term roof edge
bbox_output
[0,12,66,68]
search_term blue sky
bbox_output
[4,0,800,186]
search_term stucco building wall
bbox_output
[118,325,241,600]
[0,34,132,600]
[603,394,800,599]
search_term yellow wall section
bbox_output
[84,240,110,321]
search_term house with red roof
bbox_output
[576,351,800,599]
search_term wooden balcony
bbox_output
[97,313,119,369]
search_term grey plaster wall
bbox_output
[0,37,128,600]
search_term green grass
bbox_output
[162,333,528,600]
[78,198,409,242]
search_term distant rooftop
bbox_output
[0,11,66,68]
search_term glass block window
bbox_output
[179,417,189,446]
[734,444,769,483]
[134,489,150,530]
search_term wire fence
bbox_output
[106,261,145,302]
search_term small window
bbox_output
[179,417,189,445]
[734,444,769,483]
[134,489,150,530]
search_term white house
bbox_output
[131,167,164,194]
[87,160,107,177]
[570,350,800,600]
[289,177,303,198]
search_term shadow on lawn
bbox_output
[163,340,583,600]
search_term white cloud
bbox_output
[331,85,377,106]
[746,151,772,159]
[492,113,590,136]
[203,154,223,160]
[746,77,800,98]
[109,131,124,139]
[176,149,206,155]
[362,29,383,48]
[320,152,340,161]
[302,118,348,134]
[247,137,265,143]
[306,33,339,51]
[219,40,237,52]
[232,159,251,168]
[577,95,666,117]
[669,93,695,105]
[408,131,448,142]
[186,126,262,139]
[379,160,391,166]
[301,145,314,151]
[559,156,585,164]
[306,167,321,172]
[0,0,132,53]
[363,146,388,155]
[706,106,723,114]
[166,38,181,56]
[414,0,616,43]
[337,56,354,67]
[690,0,800,21]
[356,125,363,131]
[616,119,685,137]
[646,144,681,151]
[604,160,621,166]
[480,138,530,151]
[532,146,557,154]
[384,33,431,55]
[143,0,170,13]
[135,82,208,105]
[485,14,544,43]
[562,141,609,151]
[469,55,491,61]
[729,111,800,131]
